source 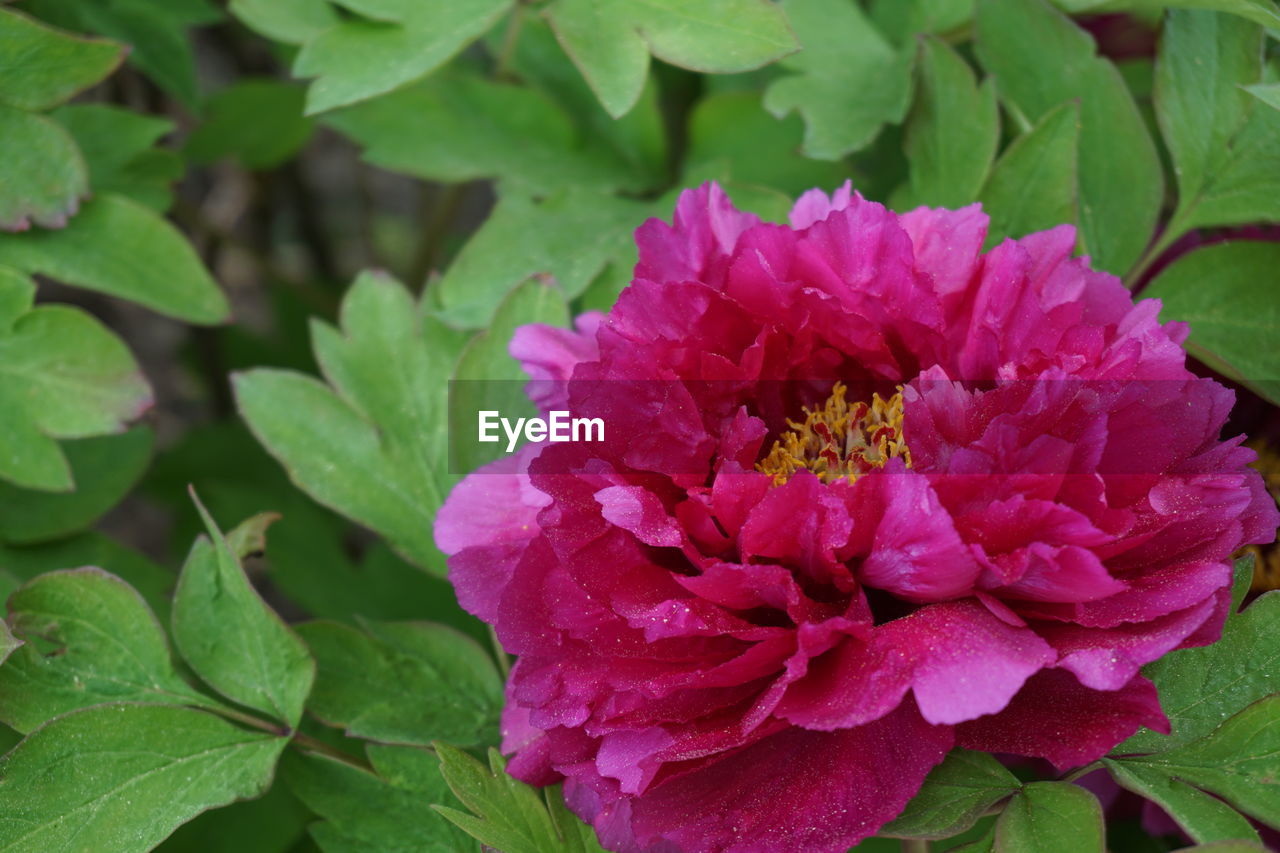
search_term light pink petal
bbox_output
[887,599,1056,725]
[435,445,550,622]
[898,204,989,297]
[788,180,854,229]
[511,313,603,412]
[595,485,683,548]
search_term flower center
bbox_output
[756,382,912,487]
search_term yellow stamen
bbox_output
[1245,438,1280,593]
[756,382,912,487]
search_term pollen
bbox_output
[756,382,912,487]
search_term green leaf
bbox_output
[1231,552,1255,614]
[1170,843,1271,853]
[186,79,315,171]
[0,704,287,852]
[282,744,477,851]
[950,824,997,853]
[763,0,913,159]
[1118,586,1280,754]
[881,749,1021,840]
[234,272,468,574]
[1156,10,1260,219]
[0,624,16,668]
[975,0,1163,275]
[1176,102,1280,232]
[324,71,653,194]
[158,778,311,853]
[1104,759,1261,844]
[449,277,570,472]
[501,16,668,191]
[52,104,181,212]
[1142,242,1280,405]
[172,499,315,729]
[294,0,511,114]
[994,781,1105,853]
[229,0,338,44]
[0,567,214,733]
[0,104,87,232]
[1118,696,1280,831]
[23,0,219,108]
[546,0,798,118]
[0,296,151,492]
[685,91,849,196]
[869,0,976,42]
[0,194,229,324]
[1056,0,1280,30]
[1247,82,1280,111]
[980,101,1080,248]
[0,266,32,331]
[0,8,124,111]
[437,189,644,329]
[0,530,173,622]
[895,36,1000,210]
[434,745,606,853]
[296,619,502,747]
[0,427,153,544]
[143,423,478,635]
[1156,10,1279,236]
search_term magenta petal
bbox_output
[436,182,1277,853]
[1039,596,1218,690]
[620,702,952,853]
[774,632,914,730]
[635,183,759,287]
[957,669,1169,770]
[849,465,984,602]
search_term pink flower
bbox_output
[436,184,1279,853]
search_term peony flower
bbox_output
[435,183,1279,853]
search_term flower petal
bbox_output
[956,668,1169,770]
[611,702,952,853]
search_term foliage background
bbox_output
[0,0,1278,851]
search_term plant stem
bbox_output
[1060,760,1103,783]
[409,182,466,293]
[902,839,931,853]
[489,625,512,680]
[1123,209,1190,290]
[494,4,526,79]
[289,730,375,772]
[199,700,374,772]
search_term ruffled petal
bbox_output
[598,702,952,853]
[435,445,550,622]
[635,183,759,288]
[846,463,984,602]
[956,669,1169,770]
[511,312,603,412]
